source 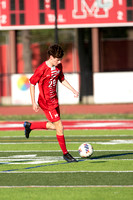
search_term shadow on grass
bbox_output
[90,152,133,160]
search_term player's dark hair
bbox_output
[47,44,64,58]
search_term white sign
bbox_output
[11,73,79,105]
[11,74,39,105]
[94,72,133,104]
[58,73,79,104]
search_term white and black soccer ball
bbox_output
[78,143,93,158]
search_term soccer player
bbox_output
[24,44,79,162]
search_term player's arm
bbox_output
[61,79,79,97]
[30,84,39,112]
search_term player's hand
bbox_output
[33,103,39,112]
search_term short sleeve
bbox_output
[29,63,44,85]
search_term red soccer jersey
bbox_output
[29,61,65,110]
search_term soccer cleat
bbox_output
[63,152,78,163]
[24,121,31,139]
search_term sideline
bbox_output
[1,120,133,130]
[0,185,133,188]
[1,171,133,173]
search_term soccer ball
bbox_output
[78,143,93,158]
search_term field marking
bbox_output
[0,150,133,152]
[0,185,133,188]
[1,171,133,174]
[2,157,133,172]
[0,155,63,164]
[0,159,132,165]
[0,142,51,144]
[0,150,133,165]
[0,139,133,144]
[1,120,133,130]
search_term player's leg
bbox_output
[53,120,77,162]
[24,121,56,139]
[46,107,77,162]
[24,107,56,138]
[24,121,48,138]
[53,120,67,154]
[46,121,56,130]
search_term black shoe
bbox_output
[24,121,31,139]
[63,152,78,163]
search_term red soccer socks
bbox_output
[56,134,68,155]
[30,121,47,130]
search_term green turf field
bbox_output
[0,129,133,200]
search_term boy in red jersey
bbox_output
[24,44,79,162]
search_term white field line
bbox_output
[0,140,133,144]
[0,159,133,164]
[1,171,133,174]
[0,142,50,144]
[0,141,132,145]
[0,150,132,152]
[0,185,133,188]
[1,135,133,138]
